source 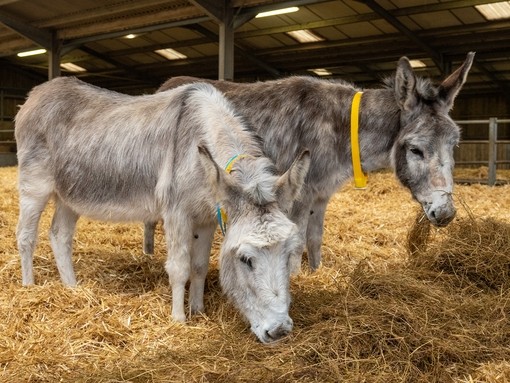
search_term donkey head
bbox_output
[198,146,310,343]
[391,52,474,226]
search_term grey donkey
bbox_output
[152,52,475,273]
[15,78,310,343]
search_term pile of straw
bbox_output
[1,166,509,382]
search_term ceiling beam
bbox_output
[0,9,51,48]
[472,60,510,99]
[188,1,237,80]
[61,16,210,53]
[356,0,445,73]
[189,24,281,77]
[56,5,203,40]
[189,0,225,23]
[34,0,177,28]
[78,46,161,87]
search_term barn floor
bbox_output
[0,166,509,382]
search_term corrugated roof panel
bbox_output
[450,7,487,25]
[313,26,348,41]
[307,1,359,19]
[336,21,385,38]
[370,19,398,34]
[242,35,289,49]
[410,10,462,29]
[188,42,218,57]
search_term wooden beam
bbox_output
[357,0,445,73]
[189,0,224,23]
[0,10,51,48]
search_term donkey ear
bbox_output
[439,52,475,110]
[394,56,418,111]
[197,145,237,202]
[275,149,310,211]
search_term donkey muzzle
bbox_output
[255,316,293,344]
[423,191,456,227]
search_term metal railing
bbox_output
[455,118,510,186]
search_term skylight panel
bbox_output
[60,62,87,72]
[409,60,426,68]
[155,48,187,60]
[286,29,324,43]
[309,68,332,76]
[476,1,510,20]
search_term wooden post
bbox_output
[218,4,234,81]
[48,31,61,79]
[488,117,497,186]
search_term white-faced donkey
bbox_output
[15,78,310,343]
[155,52,475,273]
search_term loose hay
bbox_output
[409,215,510,291]
[1,166,510,382]
[407,211,431,257]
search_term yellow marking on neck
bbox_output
[350,91,368,189]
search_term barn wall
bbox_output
[0,66,42,166]
[453,94,510,170]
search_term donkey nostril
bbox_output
[266,323,292,341]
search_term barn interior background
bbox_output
[0,1,510,382]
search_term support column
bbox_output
[218,4,234,81]
[488,117,498,186]
[48,31,61,79]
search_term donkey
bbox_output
[153,52,475,273]
[15,78,310,343]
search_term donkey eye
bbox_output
[240,255,254,270]
[409,147,424,158]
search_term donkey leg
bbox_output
[17,192,51,286]
[288,200,311,275]
[143,221,157,255]
[49,197,79,286]
[163,215,192,323]
[306,198,328,271]
[189,224,215,315]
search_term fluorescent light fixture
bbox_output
[17,48,47,57]
[409,59,427,68]
[286,29,324,43]
[155,48,187,60]
[309,68,332,76]
[476,1,510,20]
[124,34,138,39]
[60,62,87,72]
[255,6,299,18]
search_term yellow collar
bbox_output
[350,91,368,189]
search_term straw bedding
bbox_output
[1,166,509,382]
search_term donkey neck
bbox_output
[355,88,401,173]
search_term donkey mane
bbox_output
[183,83,265,154]
[182,83,278,206]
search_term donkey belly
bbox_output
[66,197,161,223]
[52,160,162,223]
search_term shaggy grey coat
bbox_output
[156,53,475,271]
